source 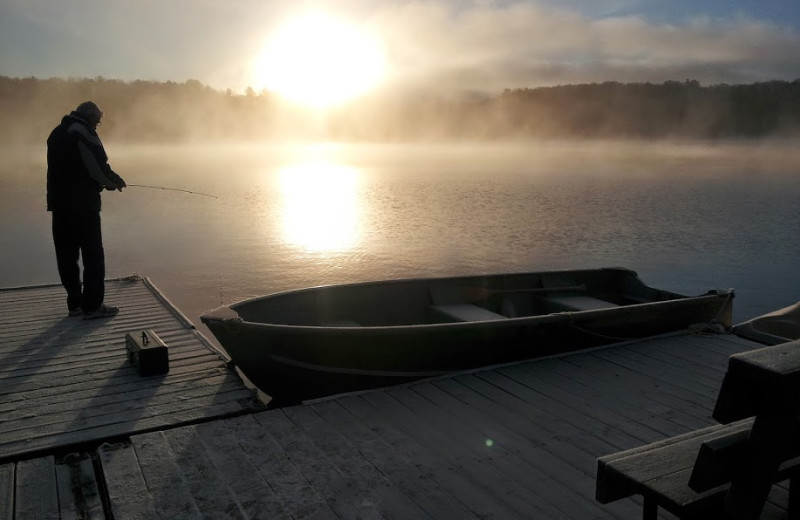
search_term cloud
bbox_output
[367,2,800,91]
[0,0,276,86]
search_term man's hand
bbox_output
[107,172,127,191]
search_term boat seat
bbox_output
[321,319,361,327]
[546,295,619,312]
[430,304,508,323]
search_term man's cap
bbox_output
[74,101,103,121]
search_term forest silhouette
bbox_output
[2,76,799,143]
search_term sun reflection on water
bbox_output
[277,159,362,252]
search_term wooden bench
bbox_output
[596,339,800,520]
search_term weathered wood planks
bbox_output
[0,277,259,462]
[0,295,785,520]
[92,332,767,520]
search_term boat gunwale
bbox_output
[202,290,733,334]
[225,266,643,307]
[201,266,660,325]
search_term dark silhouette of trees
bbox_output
[492,80,800,139]
[0,76,277,144]
[1,75,798,143]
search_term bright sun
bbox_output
[255,13,385,109]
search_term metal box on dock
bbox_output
[125,329,169,376]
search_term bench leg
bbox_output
[725,410,797,520]
[643,496,658,520]
[790,477,800,520]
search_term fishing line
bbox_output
[126,184,219,199]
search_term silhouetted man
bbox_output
[47,101,126,319]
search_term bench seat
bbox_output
[598,416,800,519]
[546,295,619,312]
[321,320,361,327]
[597,420,755,519]
[429,304,508,322]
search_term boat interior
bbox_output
[734,302,800,345]
[233,269,684,328]
[426,273,619,324]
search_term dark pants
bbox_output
[52,211,105,312]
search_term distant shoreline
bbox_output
[2,76,799,144]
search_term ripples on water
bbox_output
[2,140,798,341]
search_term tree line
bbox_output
[1,75,799,143]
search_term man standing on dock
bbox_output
[46,101,127,319]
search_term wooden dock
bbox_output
[0,276,261,462]
[0,279,791,519]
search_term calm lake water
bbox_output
[1,140,798,346]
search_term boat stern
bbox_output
[708,288,735,330]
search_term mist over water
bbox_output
[2,140,798,345]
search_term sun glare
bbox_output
[278,160,362,252]
[255,13,385,109]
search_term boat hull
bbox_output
[202,268,734,404]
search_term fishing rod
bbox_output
[126,184,218,199]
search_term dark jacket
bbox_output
[46,113,110,212]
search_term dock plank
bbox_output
[496,361,668,444]
[130,431,203,520]
[432,376,603,478]
[0,358,229,404]
[55,453,105,520]
[283,404,433,520]
[410,381,614,519]
[596,341,723,394]
[224,414,338,520]
[310,399,484,520]
[194,420,292,520]
[0,393,251,460]
[0,363,233,414]
[335,393,526,519]
[553,354,713,428]
[15,456,59,520]
[364,388,554,518]
[99,442,159,520]
[254,409,389,520]
[0,464,12,520]
[162,426,249,520]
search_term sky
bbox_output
[1,0,799,95]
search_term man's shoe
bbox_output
[83,303,119,320]
[68,307,83,317]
